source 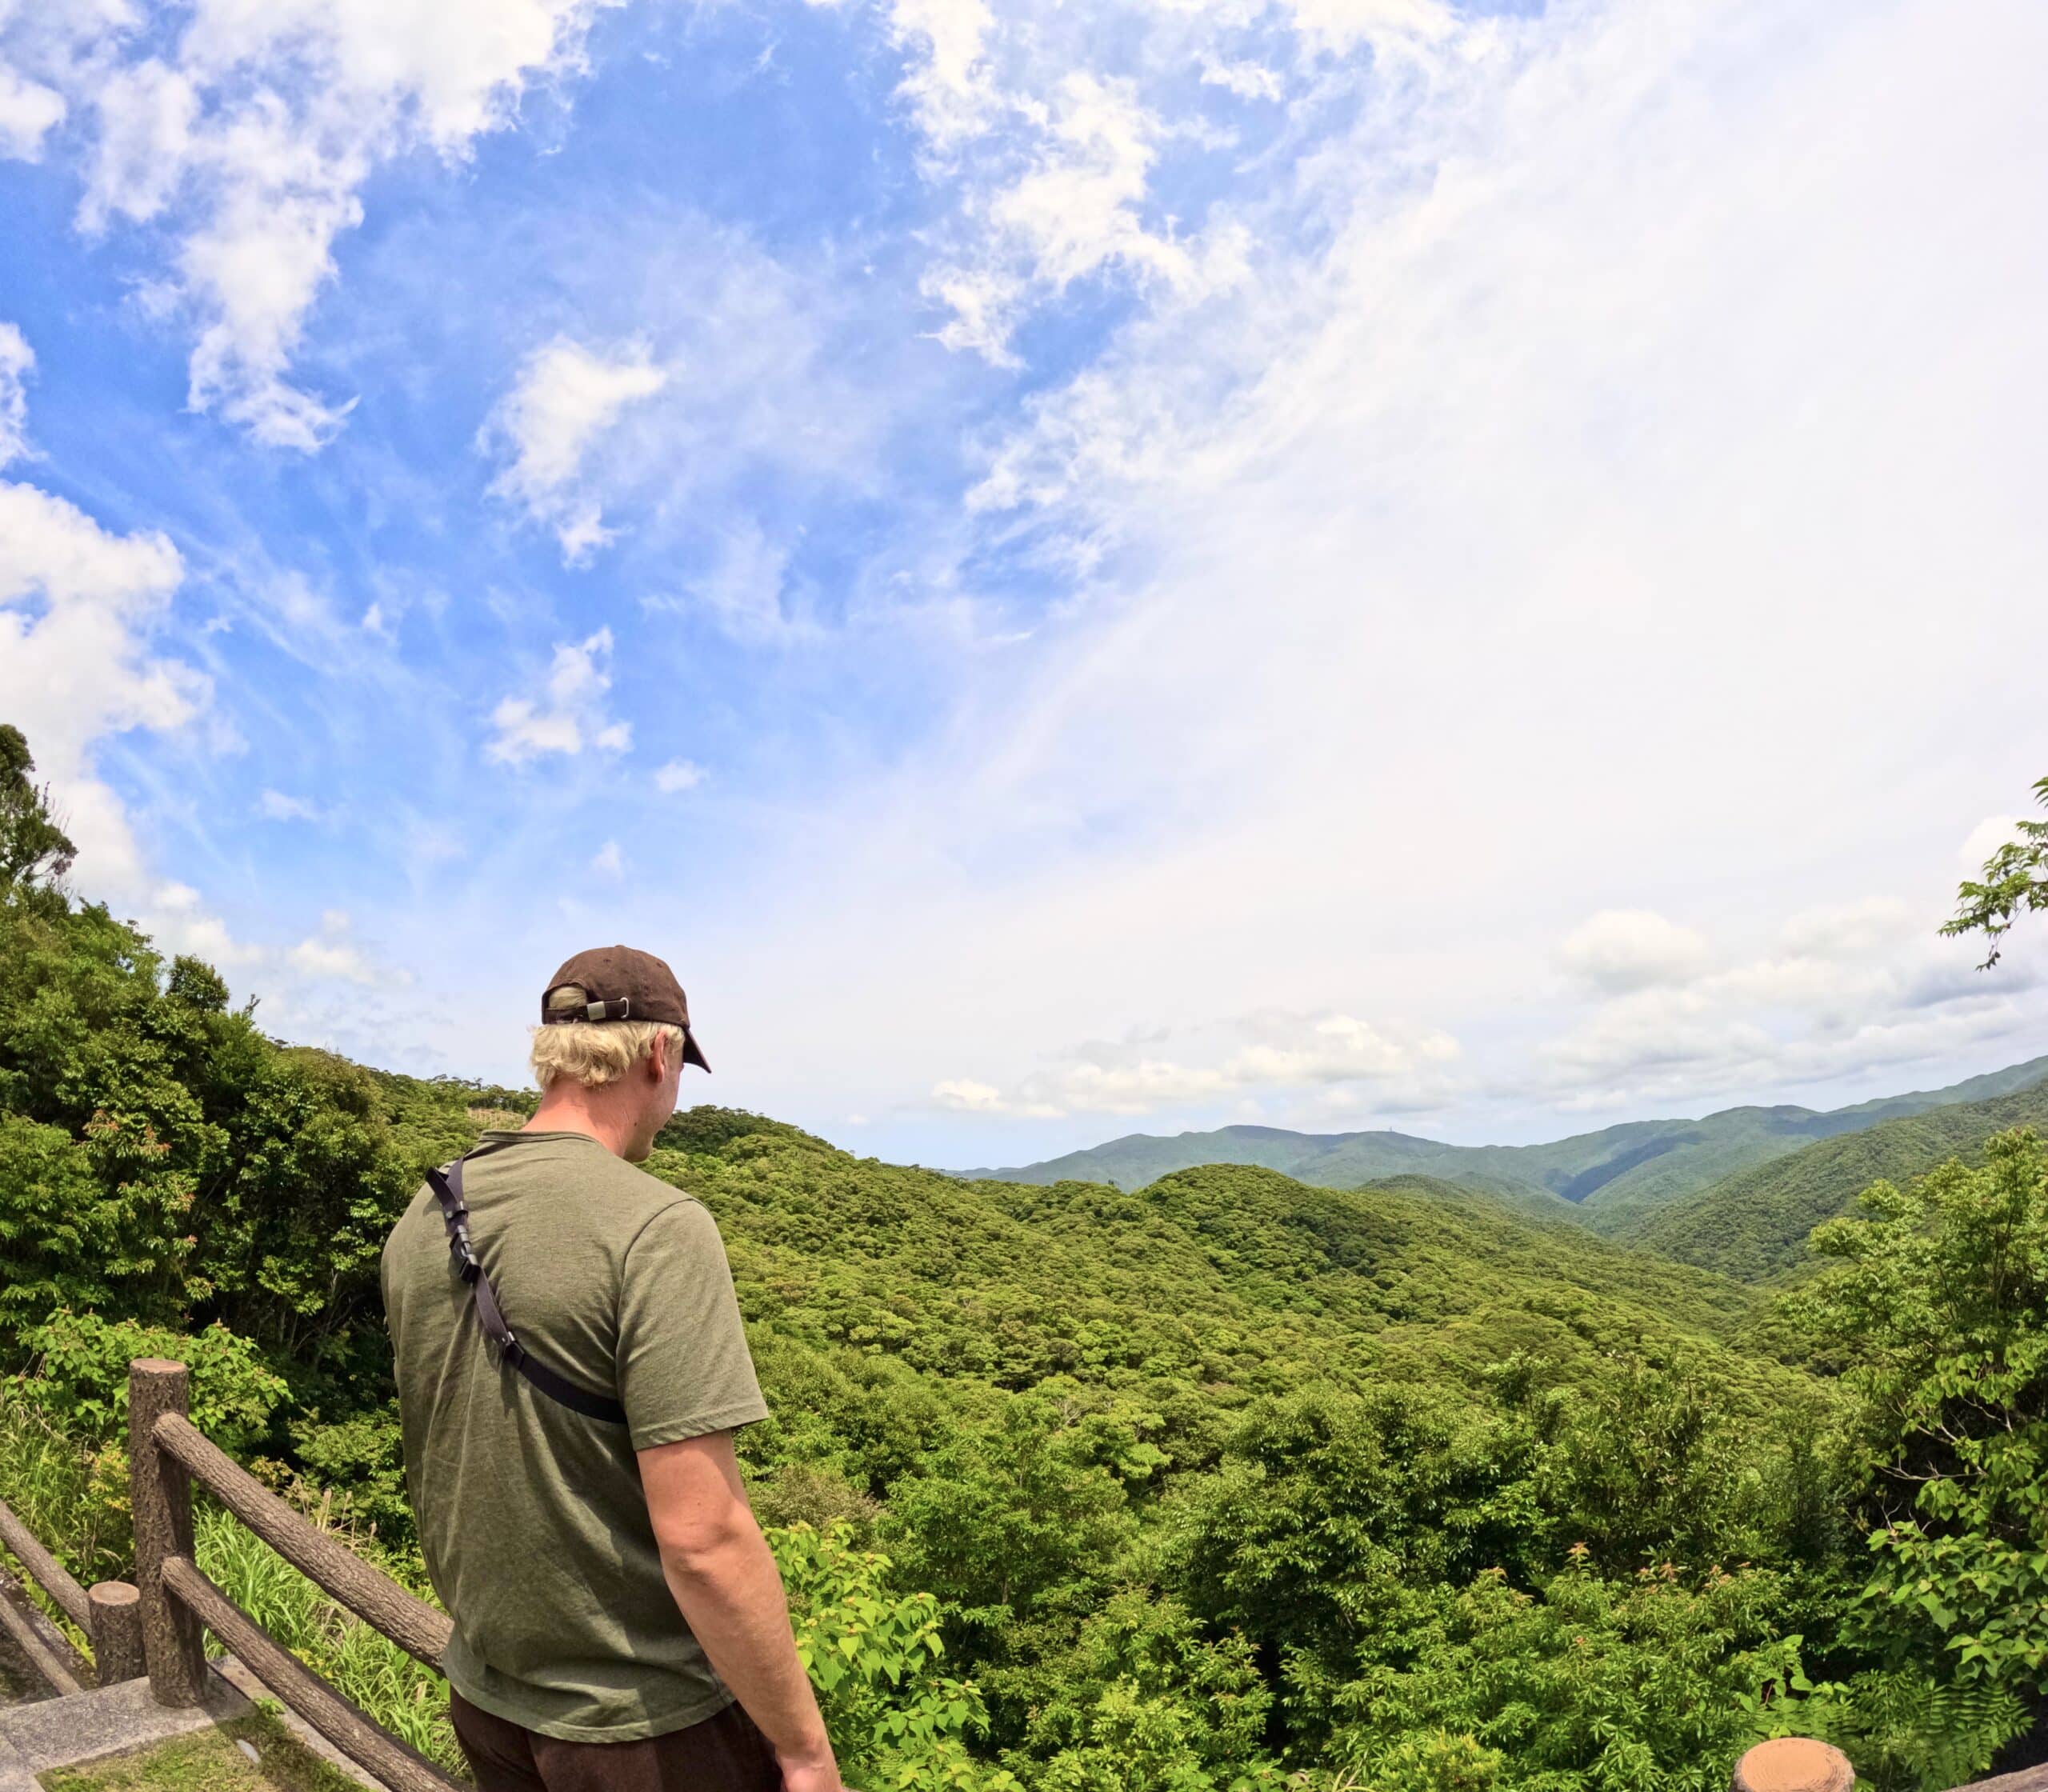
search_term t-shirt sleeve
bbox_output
[616,1198,770,1453]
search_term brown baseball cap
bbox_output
[540,946,710,1072]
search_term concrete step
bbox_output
[0,1669,248,1788]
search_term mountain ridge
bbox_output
[1612,1077,2048,1280]
[966,1052,2048,1221]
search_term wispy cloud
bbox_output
[256,788,322,822]
[485,629,634,766]
[288,910,390,986]
[482,338,670,561]
[0,323,31,466]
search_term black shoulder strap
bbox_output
[424,1158,629,1426]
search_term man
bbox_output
[382,946,842,1792]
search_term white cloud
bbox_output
[0,322,30,466]
[931,1077,1063,1118]
[591,839,624,877]
[482,338,669,561]
[1281,0,1455,57]
[288,910,384,986]
[886,0,997,148]
[485,628,634,766]
[936,1011,1458,1119]
[1557,910,1710,994]
[146,881,263,969]
[1959,814,2024,874]
[0,320,250,967]
[1538,908,2035,1111]
[1198,56,1283,102]
[257,788,320,821]
[926,73,1248,362]
[5,0,614,446]
[1779,898,1918,962]
[655,759,707,794]
[0,479,201,892]
[0,62,65,161]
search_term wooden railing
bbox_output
[127,1356,461,1792]
[0,1490,143,1694]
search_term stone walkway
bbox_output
[0,1672,248,1792]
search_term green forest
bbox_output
[2,732,2047,1792]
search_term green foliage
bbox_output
[21,1309,288,1455]
[1027,1593,1270,1792]
[1799,1131,2048,1701]
[1317,1556,1806,1792]
[1794,1670,2028,1792]
[1945,775,2048,968]
[773,1521,1020,1791]
[0,722,75,890]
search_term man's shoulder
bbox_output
[474,1132,708,1233]
[602,1158,714,1237]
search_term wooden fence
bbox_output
[126,1356,462,1792]
[0,1489,143,1695]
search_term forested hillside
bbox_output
[3,738,2046,1792]
[981,1054,2048,1221]
[1614,1079,2048,1282]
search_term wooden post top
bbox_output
[1733,1739,1854,1792]
[130,1358,189,1376]
[87,1582,141,1607]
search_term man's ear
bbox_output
[646,1029,671,1082]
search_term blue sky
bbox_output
[2,0,2045,1168]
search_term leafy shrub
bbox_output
[20,1309,287,1456]
[1317,1554,1806,1792]
[772,1521,1020,1791]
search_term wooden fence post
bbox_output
[1731,1738,1854,1792]
[129,1358,206,1706]
[87,1580,145,1685]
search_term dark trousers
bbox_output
[450,1689,784,1792]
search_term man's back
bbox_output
[381,1127,767,1742]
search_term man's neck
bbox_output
[525,1090,638,1159]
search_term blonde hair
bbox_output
[530,1020,684,1092]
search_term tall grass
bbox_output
[0,1391,130,1582]
[0,1391,127,1653]
[194,1500,464,1774]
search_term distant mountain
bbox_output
[969,1054,2048,1220]
[1613,1078,2048,1282]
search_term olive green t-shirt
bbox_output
[379,1130,768,1742]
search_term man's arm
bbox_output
[640,1430,843,1792]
